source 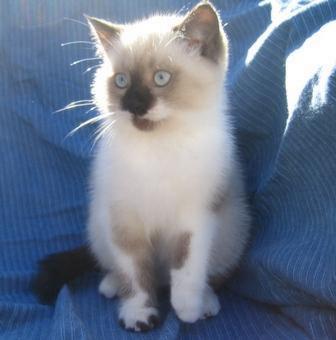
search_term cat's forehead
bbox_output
[121,15,181,45]
[111,15,182,71]
[112,43,175,72]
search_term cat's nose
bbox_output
[126,98,148,116]
[121,85,154,116]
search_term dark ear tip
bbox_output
[188,2,219,23]
[196,1,217,9]
[84,15,110,29]
[193,1,219,16]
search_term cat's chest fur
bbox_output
[93,115,231,232]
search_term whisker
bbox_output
[85,106,97,114]
[70,57,101,66]
[92,119,110,137]
[68,99,94,104]
[106,120,119,147]
[177,4,188,15]
[83,64,102,74]
[61,41,94,47]
[54,101,95,113]
[91,123,109,142]
[91,119,117,150]
[164,34,179,48]
[63,17,89,28]
[65,113,115,138]
[65,118,101,138]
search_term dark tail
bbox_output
[32,245,98,304]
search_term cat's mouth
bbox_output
[132,116,158,131]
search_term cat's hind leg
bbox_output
[98,272,118,299]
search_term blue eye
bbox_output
[114,73,128,89]
[154,70,171,87]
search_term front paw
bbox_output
[171,286,202,323]
[118,296,160,332]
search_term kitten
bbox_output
[34,1,250,332]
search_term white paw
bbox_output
[171,286,202,323]
[201,287,221,319]
[98,273,118,299]
[119,295,160,332]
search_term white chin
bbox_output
[132,116,159,131]
[144,111,169,122]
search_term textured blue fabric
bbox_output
[0,0,335,338]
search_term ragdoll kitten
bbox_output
[34,1,250,332]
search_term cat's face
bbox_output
[88,2,228,131]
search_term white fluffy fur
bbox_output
[87,5,250,329]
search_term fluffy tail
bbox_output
[33,245,97,304]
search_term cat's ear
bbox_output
[174,1,226,63]
[85,16,123,55]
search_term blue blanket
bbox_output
[1,0,335,338]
